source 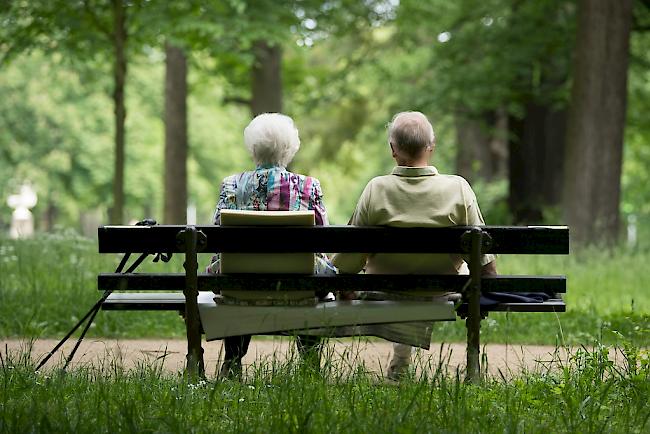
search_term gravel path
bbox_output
[1,338,597,379]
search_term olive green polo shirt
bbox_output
[333,166,495,278]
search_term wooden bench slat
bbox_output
[98,273,566,294]
[102,293,566,314]
[98,225,569,254]
[457,299,566,315]
[482,300,566,312]
[102,293,185,311]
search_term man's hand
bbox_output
[338,291,358,301]
[481,260,497,276]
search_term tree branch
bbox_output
[83,0,112,38]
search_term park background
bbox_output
[1,1,650,432]
[1,0,649,245]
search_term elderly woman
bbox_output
[211,113,332,379]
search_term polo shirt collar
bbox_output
[391,166,439,177]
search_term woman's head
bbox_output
[244,113,300,167]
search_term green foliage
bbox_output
[0,342,649,432]
[392,0,575,116]
[0,0,648,236]
[0,54,113,227]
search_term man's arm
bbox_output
[331,182,372,274]
[461,179,498,274]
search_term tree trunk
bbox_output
[490,108,509,179]
[44,199,58,232]
[563,0,632,246]
[110,0,127,225]
[250,40,282,116]
[455,110,508,183]
[164,43,188,224]
[456,115,492,183]
[509,103,566,224]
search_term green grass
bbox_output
[1,342,649,433]
[0,234,649,345]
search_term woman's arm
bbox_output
[311,178,329,226]
[213,177,238,224]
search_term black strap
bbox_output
[37,217,169,372]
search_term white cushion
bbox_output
[218,210,316,303]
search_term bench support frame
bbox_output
[464,227,484,383]
[178,227,206,379]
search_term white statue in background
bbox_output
[7,184,38,238]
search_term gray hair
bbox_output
[387,111,435,157]
[243,113,300,167]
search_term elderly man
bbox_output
[333,111,497,380]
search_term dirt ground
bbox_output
[2,337,611,379]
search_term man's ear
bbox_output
[390,142,398,159]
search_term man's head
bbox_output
[387,111,435,166]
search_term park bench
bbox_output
[37,219,568,382]
[89,219,568,382]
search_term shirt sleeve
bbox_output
[349,181,371,226]
[311,178,329,226]
[213,177,237,225]
[461,179,496,266]
[331,182,372,273]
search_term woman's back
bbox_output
[215,166,328,225]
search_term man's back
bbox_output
[334,166,491,276]
[354,166,480,228]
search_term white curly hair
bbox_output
[243,113,301,167]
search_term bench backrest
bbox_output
[97,225,569,255]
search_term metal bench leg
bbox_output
[180,226,205,379]
[465,228,483,383]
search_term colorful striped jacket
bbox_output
[213,165,329,226]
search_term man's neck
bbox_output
[395,158,430,167]
[393,148,432,167]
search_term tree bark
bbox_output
[509,103,566,224]
[456,115,492,183]
[455,110,508,183]
[44,199,58,232]
[563,0,633,245]
[164,43,188,224]
[250,40,282,116]
[110,0,127,224]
